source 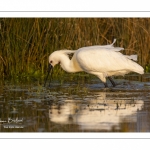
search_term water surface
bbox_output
[0,74,150,132]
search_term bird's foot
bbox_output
[104,83,108,88]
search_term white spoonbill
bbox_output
[44,39,144,87]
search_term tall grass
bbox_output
[0,18,150,81]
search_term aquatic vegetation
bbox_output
[0,18,150,82]
[145,64,150,73]
[0,77,150,132]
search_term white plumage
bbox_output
[46,39,144,87]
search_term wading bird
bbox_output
[44,39,144,88]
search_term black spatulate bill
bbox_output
[44,64,53,87]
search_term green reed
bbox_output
[0,18,150,82]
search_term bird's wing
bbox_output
[76,48,137,73]
[79,45,124,52]
[125,55,137,61]
[79,39,124,52]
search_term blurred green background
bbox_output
[0,18,150,81]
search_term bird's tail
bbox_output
[126,54,144,74]
[134,67,144,74]
[132,62,144,74]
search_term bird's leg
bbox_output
[103,82,108,88]
[108,77,116,87]
[97,74,109,88]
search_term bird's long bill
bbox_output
[44,64,53,87]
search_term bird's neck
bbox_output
[60,55,82,73]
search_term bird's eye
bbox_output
[50,60,53,64]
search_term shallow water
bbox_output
[0,74,150,132]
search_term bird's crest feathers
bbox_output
[57,50,76,55]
